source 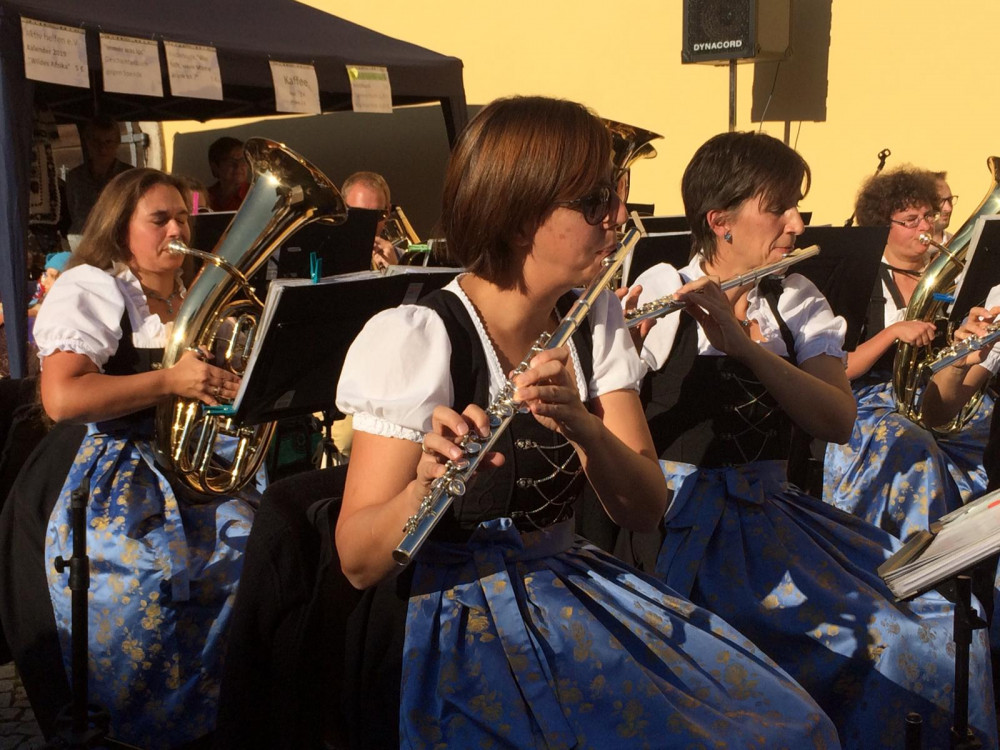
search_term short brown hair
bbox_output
[441,96,612,289]
[682,131,810,262]
[854,167,939,227]
[69,168,188,271]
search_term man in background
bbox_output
[207,137,250,211]
[65,117,131,234]
[341,171,399,270]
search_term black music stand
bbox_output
[623,231,693,287]
[228,266,460,426]
[877,489,1000,750]
[793,225,889,351]
[274,207,381,280]
[951,215,1000,325]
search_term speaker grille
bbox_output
[689,0,751,43]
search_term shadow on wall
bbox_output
[750,0,832,134]
[171,105,462,240]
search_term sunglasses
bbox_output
[557,184,623,226]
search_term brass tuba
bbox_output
[893,155,1000,433]
[154,138,347,494]
[603,118,663,205]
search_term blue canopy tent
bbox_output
[0,0,467,377]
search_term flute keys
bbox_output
[448,478,467,496]
[464,441,481,455]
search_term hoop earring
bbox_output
[724,230,733,243]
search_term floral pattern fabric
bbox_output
[402,517,840,749]
[655,459,997,750]
[45,432,255,749]
[823,382,992,541]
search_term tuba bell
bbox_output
[893,155,1000,433]
[154,138,347,495]
[603,118,663,206]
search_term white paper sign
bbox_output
[347,65,392,114]
[269,60,321,114]
[100,33,162,97]
[21,17,88,88]
[164,41,223,100]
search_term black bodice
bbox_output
[94,310,163,436]
[417,289,593,540]
[644,314,793,467]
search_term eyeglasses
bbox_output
[889,212,941,229]
[940,195,958,205]
[557,184,622,225]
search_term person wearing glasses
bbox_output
[823,166,993,540]
[621,134,997,748]
[932,171,958,245]
[333,97,837,749]
[207,136,250,212]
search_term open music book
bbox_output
[878,487,1000,601]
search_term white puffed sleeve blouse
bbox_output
[33,263,180,370]
[335,277,645,443]
[633,255,848,373]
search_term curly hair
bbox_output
[854,167,940,227]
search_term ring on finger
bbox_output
[213,385,221,398]
[421,443,433,455]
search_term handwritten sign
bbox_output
[164,40,223,100]
[100,33,162,97]
[269,60,320,114]
[21,17,88,88]
[347,65,392,114]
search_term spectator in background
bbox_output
[932,171,957,244]
[27,251,71,319]
[341,171,398,270]
[207,137,250,212]
[65,117,131,234]
[182,176,211,215]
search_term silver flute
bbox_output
[624,245,821,327]
[392,224,645,566]
[928,320,1000,373]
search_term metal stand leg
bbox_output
[951,575,984,750]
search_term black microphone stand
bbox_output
[46,482,139,750]
[844,148,892,226]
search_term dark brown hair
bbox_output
[441,96,612,289]
[68,168,188,271]
[854,166,940,227]
[682,131,810,262]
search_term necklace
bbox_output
[142,283,180,314]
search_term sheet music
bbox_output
[879,487,1000,600]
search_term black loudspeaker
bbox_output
[682,0,791,64]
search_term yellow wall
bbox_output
[164,1,1000,228]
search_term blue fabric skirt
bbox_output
[44,431,256,750]
[655,459,997,750]
[401,517,840,749]
[823,382,992,541]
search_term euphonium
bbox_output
[603,118,662,200]
[393,224,645,566]
[154,138,347,494]
[893,155,1000,433]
